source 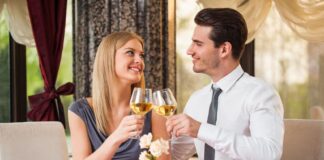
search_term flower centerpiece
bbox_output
[139,133,169,160]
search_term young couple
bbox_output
[69,8,284,160]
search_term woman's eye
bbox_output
[126,51,134,56]
[139,54,145,59]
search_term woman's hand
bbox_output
[109,115,145,144]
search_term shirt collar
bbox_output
[212,65,245,93]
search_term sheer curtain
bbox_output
[196,0,272,43]
[3,0,324,46]
[196,0,324,43]
[0,0,34,46]
[274,0,324,42]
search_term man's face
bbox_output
[187,25,221,75]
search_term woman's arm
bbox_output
[68,111,120,160]
[152,112,171,160]
[69,111,144,160]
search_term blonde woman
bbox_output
[68,32,170,160]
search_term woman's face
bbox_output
[115,38,144,85]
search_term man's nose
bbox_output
[187,44,194,55]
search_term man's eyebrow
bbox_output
[193,39,203,43]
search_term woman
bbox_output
[68,32,170,160]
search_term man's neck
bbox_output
[210,61,239,82]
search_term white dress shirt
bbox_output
[172,65,284,160]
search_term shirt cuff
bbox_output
[197,123,219,149]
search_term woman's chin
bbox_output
[128,77,141,84]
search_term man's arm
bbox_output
[198,105,284,160]
[167,87,284,160]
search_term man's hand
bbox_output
[166,113,201,138]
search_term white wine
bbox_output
[154,105,176,117]
[130,102,153,115]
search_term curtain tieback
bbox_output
[27,82,75,122]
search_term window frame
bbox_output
[240,40,255,76]
[9,34,27,122]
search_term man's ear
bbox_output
[219,42,232,58]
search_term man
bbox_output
[166,8,284,160]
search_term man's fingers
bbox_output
[166,114,191,137]
[173,122,187,137]
[166,116,182,133]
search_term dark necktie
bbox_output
[204,86,222,160]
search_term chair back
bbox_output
[282,119,324,160]
[0,122,68,160]
[310,106,324,120]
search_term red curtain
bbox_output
[27,0,74,125]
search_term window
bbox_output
[176,0,210,113]
[0,13,10,122]
[0,1,73,124]
[255,6,324,119]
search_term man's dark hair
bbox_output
[194,8,248,60]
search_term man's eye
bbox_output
[196,43,202,47]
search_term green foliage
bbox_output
[0,14,10,122]
[26,48,43,96]
[0,13,8,49]
[279,83,309,119]
[0,43,10,122]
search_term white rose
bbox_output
[149,138,169,157]
[158,139,169,155]
[139,151,150,160]
[139,133,153,149]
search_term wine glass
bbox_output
[129,87,153,139]
[153,88,177,140]
[152,88,177,117]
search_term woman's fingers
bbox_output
[121,115,145,134]
[123,115,145,126]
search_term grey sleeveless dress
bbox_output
[69,98,152,160]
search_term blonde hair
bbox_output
[92,32,145,134]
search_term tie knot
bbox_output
[212,87,222,99]
[211,85,222,94]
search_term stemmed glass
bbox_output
[152,88,177,117]
[129,87,153,139]
[153,88,177,140]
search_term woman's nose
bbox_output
[134,54,143,64]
